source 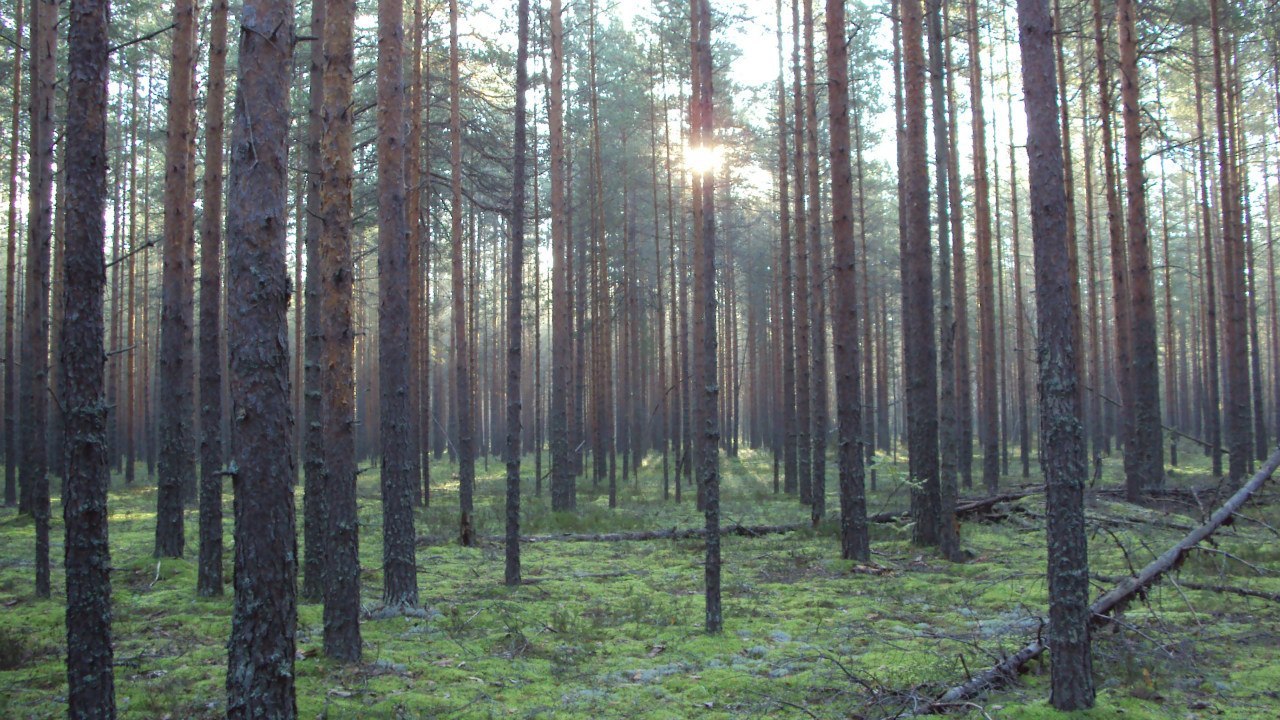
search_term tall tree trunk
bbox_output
[197,0,229,598]
[691,0,721,634]
[1116,0,1164,495]
[1210,0,1248,483]
[156,0,198,557]
[1015,0,1094,707]
[826,0,868,561]
[300,0,327,604]
[1079,31,1105,464]
[224,0,298,711]
[549,0,573,512]
[3,0,22,508]
[505,0,529,587]
[802,0,827,524]
[1093,0,1133,486]
[966,0,999,493]
[62,0,115,711]
[22,0,56,597]
[944,4,971,490]
[791,0,812,507]
[450,0,477,539]
[377,0,418,607]
[125,73,138,487]
[407,0,425,506]
[318,0,361,662]
[902,0,941,547]
[1192,22,1222,477]
[927,0,961,560]
[1002,21,1030,480]
[774,0,797,496]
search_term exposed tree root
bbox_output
[912,448,1280,715]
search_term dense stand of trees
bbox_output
[3,0,1280,712]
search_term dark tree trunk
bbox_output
[1117,0,1164,495]
[3,0,21,508]
[1093,0,1133,490]
[944,6,971,490]
[197,0,229,598]
[1015,0,1095,708]
[318,0,361,661]
[790,0,812,508]
[450,0,477,540]
[774,0,797,496]
[156,0,198,556]
[377,0,418,607]
[802,0,827,525]
[1192,22,1222,477]
[407,0,424,507]
[901,0,941,547]
[926,0,961,560]
[825,0,868,562]
[62,0,115,712]
[22,0,56,596]
[548,0,573,511]
[300,0,327,604]
[505,0,529,587]
[1210,0,1249,484]
[691,0,721,634]
[966,0,999,493]
[224,0,298,712]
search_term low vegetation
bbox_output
[3,449,1279,718]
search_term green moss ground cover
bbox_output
[2,449,1279,718]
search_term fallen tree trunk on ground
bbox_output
[1093,573,1280,604]
[921,448,1280,714]
[497,490,1043,544]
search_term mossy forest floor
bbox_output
[2,448,1280,718]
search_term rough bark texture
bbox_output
[774,0,797,497]
[692,0,721,635]
[826,0,869,562]
[62,0,115,713]
[505,0,529,587]
[1092,0,1133,492]
[802,0,827,524]
[790,0,812,507]
[318,0,362,662]
[2,0,21,508]
[926,0,961,561]
[377,0,418,608]
[197,0,229,599]
[1016,0,1095,707]
[300,0,327,605]
[1210,0,1249,484]
[449,0,477,542]
[1116,0,1164,495]
[966,0,999,494]
[1191,23,1222,477]
[156,0,198,557]
[224,0,298,712]
[901,0,941,547]
[22,0,56,596]
[548,0,573,512]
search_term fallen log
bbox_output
[1093,574,1280,604]
[920,447,1280,714]
[496,490,1042,544]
